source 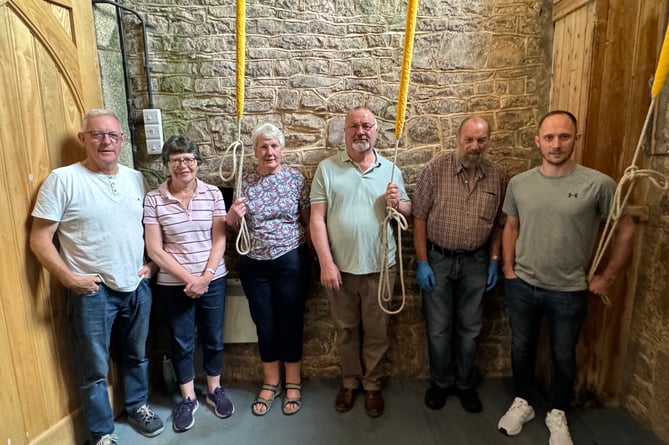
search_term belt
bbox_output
[427,240,478,256]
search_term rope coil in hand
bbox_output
[377,0,418,315]
[218,121,250,255]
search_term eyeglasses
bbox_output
[85,131,124,143]
[167,157,197,166]
[348,122,376,132]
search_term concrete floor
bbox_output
[112,377,663,445]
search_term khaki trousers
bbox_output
[327,269,395,391]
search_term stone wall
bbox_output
[94,0,553,382]
[620,93,669,444]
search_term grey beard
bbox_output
[352,141,370,152]
[460,152,481,169]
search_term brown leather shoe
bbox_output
[335,386,359,412]
[364,390,384,417]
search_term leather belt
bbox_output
[427,240,478,256]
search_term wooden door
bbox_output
[550,0,597,163]
[0,0,101,443]
[549,0,666,404]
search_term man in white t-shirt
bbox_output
[30,109,163,445]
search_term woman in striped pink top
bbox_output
[143,135,233,433]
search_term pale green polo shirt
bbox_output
[310,150,409,275]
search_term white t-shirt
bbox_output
[32,162,148,292]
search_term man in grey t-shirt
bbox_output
[497,110,634,445]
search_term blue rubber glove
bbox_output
[486,259,499,291]
[416,261,436,291]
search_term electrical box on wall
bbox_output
[143,108,163,154]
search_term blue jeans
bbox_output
[423,247,487,389]
[67,279,152,439]
[158,277,227,383]
[505,277,588,410]
[239,245,310,363]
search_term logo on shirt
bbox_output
[568,192,579,198]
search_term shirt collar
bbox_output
[342,149,381,170]
[452,152,487,179]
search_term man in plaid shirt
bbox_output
[413,116,507,414]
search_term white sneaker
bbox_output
[498,397,536,436]
[545,409,574,445]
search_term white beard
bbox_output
[352,141,370,152]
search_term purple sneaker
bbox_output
[173,397,198,432]
[207,387,235,418]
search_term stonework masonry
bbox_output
[92,2,669,440]
[92,0,552,386]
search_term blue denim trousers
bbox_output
[238,245,310,363]
[505,277,588,410]
[157,277,227,384]
[66,279,152,438]
[423,247,487,389]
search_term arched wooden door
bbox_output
[0,0,101,443]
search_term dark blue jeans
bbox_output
[158,277,227,384]
[238,245,310,363]
[67,279,152,439]
[423,247,487,389]
[505,277,588,410]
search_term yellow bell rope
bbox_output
[588,24,669,305]
[220,0,250,255]
[378,0,417,315]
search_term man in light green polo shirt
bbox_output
[310,106,411,417]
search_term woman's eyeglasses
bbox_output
[167,157,197,166]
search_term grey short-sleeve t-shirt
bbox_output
[503,165,615,291]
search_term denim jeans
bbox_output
[505,277,588,410]
[158,277,227,384]
[67,279,152,438]
[423,247,487,389]
[239,245,310,363]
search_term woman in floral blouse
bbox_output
[225,123,311,416]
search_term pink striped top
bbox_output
[143,178,228,285]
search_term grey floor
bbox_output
[114,377,663,445]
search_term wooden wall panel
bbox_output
[579,0,665,403]
[0,0,101,443]
[551,0,666,404]
[551,0,595,162]
[0,10,28,442]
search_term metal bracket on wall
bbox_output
[91,0,155,166]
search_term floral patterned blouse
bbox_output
[240,166,309,260]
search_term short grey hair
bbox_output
[82,109,121,129]
[252,123,285,149]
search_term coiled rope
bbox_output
[587,24,669,305]
[377,0,418,315]
[218,123,250,255]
